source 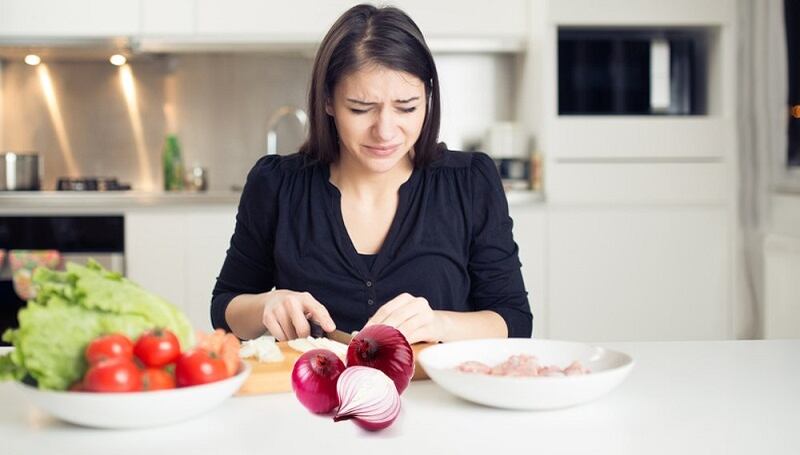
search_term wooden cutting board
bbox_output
[236,341,434,396]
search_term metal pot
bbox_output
[0,152,41,191]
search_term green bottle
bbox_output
[162,134,184,191]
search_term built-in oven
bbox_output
[0,216,124,346]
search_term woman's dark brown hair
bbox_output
[299,4,445,167]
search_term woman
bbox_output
[211,4,532,344]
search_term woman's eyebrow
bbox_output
[346,96,420,105]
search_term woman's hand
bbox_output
[261,290,336,341]
[364,293,445,344]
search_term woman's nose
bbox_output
[373,110,398,142]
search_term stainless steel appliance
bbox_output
[0,216,125,346]
[0,152,41,191]
[56,177,131,191]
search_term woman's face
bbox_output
[326,65,427,175]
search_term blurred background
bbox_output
[0,0,797,342]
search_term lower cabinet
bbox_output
[509,206,548,338]
[546,205,730,341]
[125,202,731,342]
[763,233,800,338]
[125,207,237,332]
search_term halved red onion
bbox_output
[346,324,414,394]
[291,349,346,414]
[333,366,401,431]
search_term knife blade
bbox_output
[309,320,355,345]
[325,328,355,345]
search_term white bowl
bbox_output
[417,338,634,410]
[15,362,251,429]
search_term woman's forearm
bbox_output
[225,293,268,340]
[436,310,508,342]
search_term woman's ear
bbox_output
[325,98,334,116]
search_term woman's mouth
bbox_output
[363,144,401,157]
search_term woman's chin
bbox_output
[358,153,408,174]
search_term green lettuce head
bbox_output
[0,260,194,390]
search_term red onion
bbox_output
[346,324,414,394]
[291,349,346,414]
[333,366,401,431]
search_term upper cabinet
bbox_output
[0,0,139,37]
[192,0,356,40]
[140,0,194,36]
[0,0,529,51]
[383,0,529,39]
[139,0,529,51]
[192,0,528,40]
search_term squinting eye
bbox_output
[349,108,368,114]
[399,107,417,113]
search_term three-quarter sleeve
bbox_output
[211,155,283,331]
[467,153,533,338]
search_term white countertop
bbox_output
[0,191,242,212]
[0,189,543,213]
[1,339,796,454]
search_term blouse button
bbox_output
[366,280,373,287]
[367,299,374,305]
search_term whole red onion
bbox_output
[346,324,414,394]
[291,349,346,414]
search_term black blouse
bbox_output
[211,150,532,338]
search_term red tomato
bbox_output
[134,329,181,368]
[142,368,176,391]
[175,349,228,387]
[84,358,142,393]
[85,334,134,365]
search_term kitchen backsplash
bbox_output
[0,52,517,191]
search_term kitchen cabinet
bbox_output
[0,0,528,50]
[193,0,527,39]
[122,199,732,342]
[763,233,800,338]
[390,0,528,39]
[0,0,139,37]
[509,205,547,337]
[546,206,729,341]
[525,0,739,341]
[141,0,194,36]
[125,207,237,332]
[143,0,528,45]
[545,162,728,205]
[762,194,800,338]
[192,0,353,41]
[546,0,735,26]
[123,201,544,337]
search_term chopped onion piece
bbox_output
[239,335,284,363]
[288,336,347,360]
[287,337,317,354]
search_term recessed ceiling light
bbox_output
[109,54,127,66]
[24,54,41,66]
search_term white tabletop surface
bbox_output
[1,339,797,455]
